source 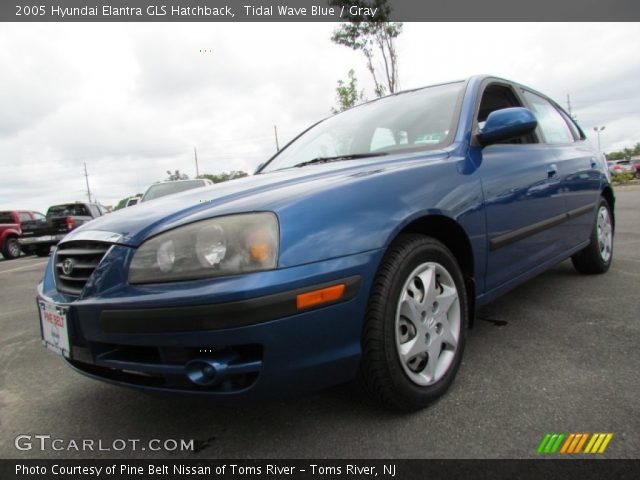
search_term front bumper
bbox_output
[19,234,65,246]
[38,247,382,399]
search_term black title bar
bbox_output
[2,0,640,22]
[2,459,640,480]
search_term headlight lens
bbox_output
[129,212,279,284]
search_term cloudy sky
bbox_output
[1,22,639,213]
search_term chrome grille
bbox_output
[54,241,110,296]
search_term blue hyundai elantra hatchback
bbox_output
[36,75,614,410]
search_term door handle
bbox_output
[547,164,558,178]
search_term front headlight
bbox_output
[129,212,279,284]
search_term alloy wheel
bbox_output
[8,239,20,258]
[596,206,613,263]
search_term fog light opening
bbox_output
[185,360,219,386]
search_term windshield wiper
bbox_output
[292,152,388,168]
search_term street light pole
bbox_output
[593,126,605,154]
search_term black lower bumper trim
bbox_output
[99,276,361,334]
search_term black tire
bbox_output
[2,237,21,259]
[571,197,613,274]
[358,234,468,411]
[35,245,51,257]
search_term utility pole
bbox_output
[83,162,92,203]
[194,147,200,177]
[274,125,280,152]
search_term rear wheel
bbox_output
[571,198,613,274]
[2,237,21,259]
[358,235,468,411]
[35,245,51,257]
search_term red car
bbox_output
[0,210,45,260]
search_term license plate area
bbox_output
[38,299,71,358]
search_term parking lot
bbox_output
[0,186,638,459]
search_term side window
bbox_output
[89,205,101,217]
[476,84,534,144]
[18,212,31,222]
[522,90,575,144]
[0,212,15,223]
[33,212,45,221]
[558,109,583,141]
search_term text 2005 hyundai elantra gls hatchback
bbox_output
[36,75,614,410]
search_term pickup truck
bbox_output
[19,203,107,257]
[0,210,45,259]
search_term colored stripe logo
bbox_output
[537,433,613,454]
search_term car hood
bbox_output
[66,151,450,247]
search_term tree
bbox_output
[166,169,189,181]
[605,142,640,160]
[198,171,249,183]
[332,69,365,114]
[330,0,402,97]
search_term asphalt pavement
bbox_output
[1,186,638,459]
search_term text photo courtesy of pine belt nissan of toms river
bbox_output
[35,75,614,411]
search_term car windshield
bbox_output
[261,82,464,173]
[141,180,206,202]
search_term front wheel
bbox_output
[2,237,21,259]
[571,198,613,274]
[358,235,468,411]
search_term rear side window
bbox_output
[47,204,90,217]
[522,90,575,144]
[18,212,31,222]
[0,212,14,223]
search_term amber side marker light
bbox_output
[296,284,345,310]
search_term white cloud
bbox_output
[0,22,638,212]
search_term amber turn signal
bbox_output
[296,284,345,310]
[248,228,273,263]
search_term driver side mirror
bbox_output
[476,107,537,146]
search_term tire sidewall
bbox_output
[381,237,468,404]
[3,237,21,259]
[593,198,614,270]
